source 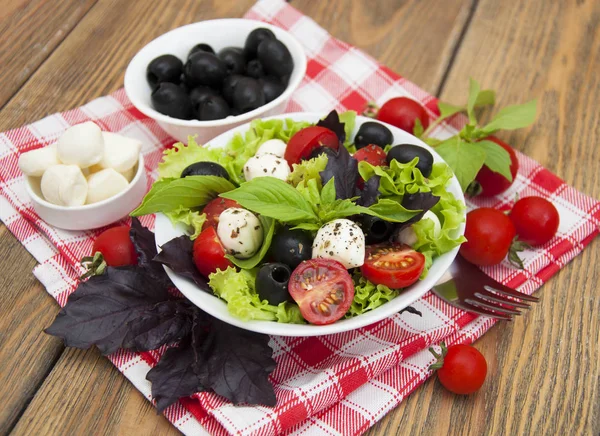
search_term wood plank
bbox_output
[369,0,600,433]
[3,0,475,433]
[0,0,97,109]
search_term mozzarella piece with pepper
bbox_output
[217,208,264,259]
[243,154,290,181]
[95,132,142,172]
[395,211,442,246]
[312,219,365,269]
[255,139,287,158]
[41,164,88,206]
[18,145,60,177]
[86,168,129,204]
[57,121,104,168]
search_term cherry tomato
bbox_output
[460,208,516,266]
[509,197,559,246]
[353,144,387,166]
[360,243,425,289]
[288,259,354,325]
[193,227,233,277]
[92,225,137,267]
[376,97,429,134]
[202,197,241,230]
[284,126,339,165]
[430,343,487,395]
[472,137,519,197]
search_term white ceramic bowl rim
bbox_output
[25,153,145,211]
[124,19,307,128]
[154,113,466,337]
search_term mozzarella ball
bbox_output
[96,132,141,172]
[255,139,287,158]
[18,144,60,177]
[243,154,290,181]
[312,219,365,269]
[41,165,88,206]
[85,168,129,204]
[395,210,442,246]
[119,166,136,182]
[217,208,263,259]
[57,121,104,168]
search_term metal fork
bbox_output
[431,254,539,320]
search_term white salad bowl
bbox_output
[26,154,147,231]
[154,113,466,337]
[124,19,307,143]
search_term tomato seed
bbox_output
[319,303,331,315]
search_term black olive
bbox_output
[354,215,395,244]
[308,145,337,160]
[256,263,292,305]
[197,95,230,121]
[188,43,215,58]
[354,122,393,149]
[245,59,265,79]
[184,52,227,88]
[179,75,190,93]
[189,86,219,110]
[218,47,246,75]
[232,77,265,113]
[257,39,294,78]
[270,227,313,269]
[146,55,183,89]
[221,74,244,105]
[386,144,434,177]
[181,161,230,180]
[259,76,285,103]
[244,28,276,59]
[151,82,193,120]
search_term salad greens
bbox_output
[348,271,399,317]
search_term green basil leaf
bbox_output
[220,177,318,224]
[435,136,487,191]
[318,199,364,222]
[479,99,537,134]
[474,89,496,107]
[467,78,481,125]
[477,140,513,181]
[320,178,336,204]
[412,118,424,137]
[366,199,421,223]
[438,102,464,120]
[290,223,321,232]
[131,176,235,217]
[226,216,275,269]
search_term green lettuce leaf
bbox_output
[164,207,206,240]
[339,110,357,151]
[158,137,220,180]
[347,272,400,317]
[287,154,328,188]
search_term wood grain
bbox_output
[0,0,97,109]
[369,0,600,434]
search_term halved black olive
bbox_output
[354,214,395,244]
[180,161,230,180]
[269,227,313,269]
[386,144,434,177]
[256,262,292,305]
[146,55,183,89]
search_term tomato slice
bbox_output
[360,243,425,289]
[288,259,354,325]
[193,227,233,277]
[284,126,339,166]
[202,197,241,231]
[353,144,387,167]
[92,225,137,267]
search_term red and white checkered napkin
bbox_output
[0,0,598,434]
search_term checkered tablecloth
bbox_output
[1,0,598,434]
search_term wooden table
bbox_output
[0,0,598,434]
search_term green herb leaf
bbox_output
[467,78,481,125]
[413,118,424,137]
[320,178,336,204]
[290,223,321,232]
[366,199,421,222]
[226,216,275,269]
[220,177,319,224]
[474,89,496,107]
[477,140,513,181]
[438,102,464,120]
[478,99,537,135]
[435,136,487,191]
[131,176,235,217]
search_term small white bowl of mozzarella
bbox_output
[20,121,147,230]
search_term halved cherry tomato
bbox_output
[284,126,339,165]
[353,144,387,166]
[509,197,559,246]
[92,225,137,267]
[377,97,429,134]
[193,227,233,277]
[472,137,519,197]
[288,259,354,325]
[460,208,516,266]
[361,243,425,289]
[202,197,241,230]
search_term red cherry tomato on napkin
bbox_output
[92,225,137,267]
[472,137,519,197]
[284,126,339,165]
[193,227,233,277]
[430,343,487,395]
[509,197,559,246]
[460,208,516,266]
[377,97,429,134]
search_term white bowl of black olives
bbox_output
[124,19,306,143]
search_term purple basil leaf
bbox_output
[395,192,441,232]
[194,317,277,406]
[316,110,345,144]
[130,217,172,288]
[154,235,210,291]
[320,144,359,200]
[45,266,171,355]
[146,340,206,413]
[122,300,193,351]
[399,306,423,316]
[356,174,381,207]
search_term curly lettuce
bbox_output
[164,207,206,240]
[347,272,400,317]
[287,154,328,188]
[208,267,305,324]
